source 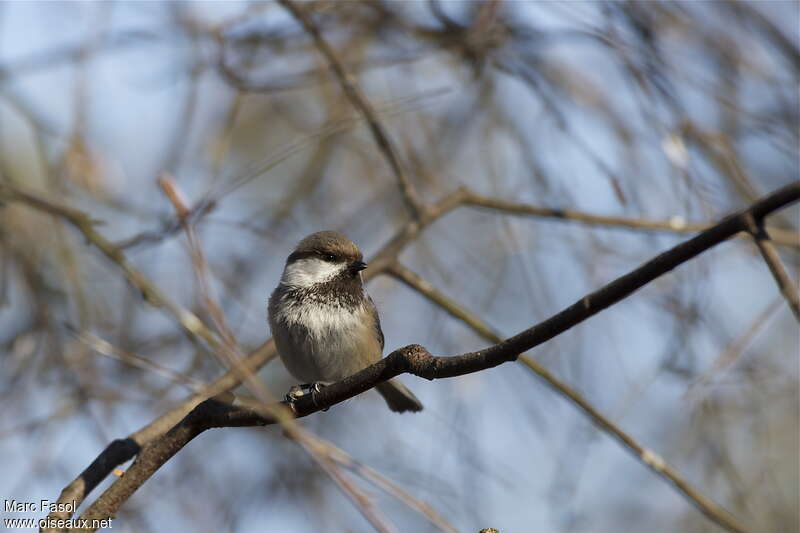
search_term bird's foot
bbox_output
[285,382,329,411]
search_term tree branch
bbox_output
[66,182,798,532]
[385,260,744,533]
[742,213,800,321]
[460,188,800,247]
[278,0,425,219]
[0,182,224,350]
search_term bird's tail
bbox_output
[376,380,423,413]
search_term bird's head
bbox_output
[281,231,367,288]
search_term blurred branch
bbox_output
[298,441,400,533]
[115,89,450,251]
[460,189,800,247]
[742,214,800,321]
[278,0,425,219]
[728,0,800,72]
[688,297,783,395]
[75,329,204,392]
[70,390,456,533]
[0,182,224,351]
[326,449,459,533]
[58,182,798,533]
[0,30,158,82]
[159,175,249,368]
[39,339,277,531]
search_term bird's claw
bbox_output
[285,382,329,411]
[285,385,304,403]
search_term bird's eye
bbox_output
[322,253,336,262]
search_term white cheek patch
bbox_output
[281,258,346,288]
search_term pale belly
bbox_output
[271,302,382,383]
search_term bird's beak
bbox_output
[350,260,367,273]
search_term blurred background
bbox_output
[0,1,798,532]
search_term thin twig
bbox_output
[115,90,450,251]
[326,450,459,533]
[688,297,784,395]
[159,175,246,362]
[278,0,424,219]
[0,182,224,351]
[75,329,205,392]
[289,429,400,533]
[742,213,800,321]
[461,189,800,248]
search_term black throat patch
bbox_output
[283,271,364,309]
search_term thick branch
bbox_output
[69,398,273,532]
[305,183,799,394]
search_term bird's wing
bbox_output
[366,295,385,352]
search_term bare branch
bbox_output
[743,213,800,321]
[0,182,224,351]
[292,434,400,533]
[65,182,798,533]
[278,0,425,219]
[461,189,800,247]
[386,260,743,533]
[688,297,784,394]
[75,329,205,391]
[326,450,459,533]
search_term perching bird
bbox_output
[268,231,423,413]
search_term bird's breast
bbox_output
[270,295,381,382]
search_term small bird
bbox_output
[268,231,423,413]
